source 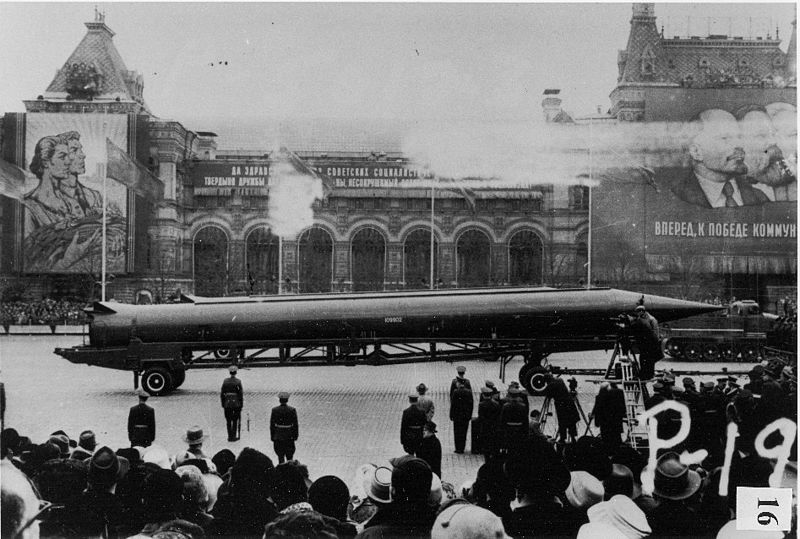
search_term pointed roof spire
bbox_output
[36,9,149,113]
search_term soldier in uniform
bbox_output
[401,394,427,455]
[450,366,472,397]
[270,392,299,464]
[220,365,244,441]
[499,386,528,454]
[127,389,155,447]
[450,376,474,454]
[478,386,502,460]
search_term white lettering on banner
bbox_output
[202,176,268,187]
[637,401,797,497]
[654,221,796,238]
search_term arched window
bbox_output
[508,230,544,286]
[351,228,386,291]
[298,227,333,293]
[457,229,491,287]
[246,227,279,294]
[194,226,228,296]
[404,229,438,289]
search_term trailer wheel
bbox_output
[172,369,186,388]
[664,339,683,359]
[213,348,235,360]
[142,367,173,396]
[740,344,761,362]
[683,343,701,361]
[520,364,549,396]
[702,344,720,362]
[719,344,737,361]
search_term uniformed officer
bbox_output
[450,374,474,454]
[401,394,427,455]
[221,365,244,441]
[270,391,299,463]
[477,386,501,460]
[499,386,527,454]
[416,383,435,421]
[450,366,472,398]
[127,389,155,447]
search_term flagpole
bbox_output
[98,162,107,301]
[278,236,283,295]
[430,184,435,290]
[587,119,593,289]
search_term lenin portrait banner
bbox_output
[590,104,797,287]
[21,113,129,274]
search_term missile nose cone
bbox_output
[619,291,722,322]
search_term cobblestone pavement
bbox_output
[0,335,753,494]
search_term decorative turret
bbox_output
[618,3,662,84]
[787,19,797,83]
[25,9,150,114]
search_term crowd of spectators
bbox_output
[1,359,796,539]
[1,299,89,328]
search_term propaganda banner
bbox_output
[591,105,797,285]
[22,113,129,274]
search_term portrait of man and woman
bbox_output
[23,130,125,273]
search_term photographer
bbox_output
[627,305,663,380]
[547,373,579,444]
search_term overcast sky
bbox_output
[0,2,795,134]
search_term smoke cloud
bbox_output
[267,147,325,238]
[402,120,697,187]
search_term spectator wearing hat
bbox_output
[744,365,764,395]
[548,374,580,444]
[182,426,210,459]
[417,421,442,478]
[48,432,71,458]
[577,494,651,539]
[211,448,236,478]
[416,382,435,421]
[309,475,358,538]
[502,436,574,537]
[646,451,704,537]
[33,458,89,538]
[478,386,502,460]
[174,464,213,528]
[70,429,97,460]
[401,393,427,455]
[450,376,474,454]
[264,510,340,539]
[562,470,605,535]
[603,463,635,500]
[75,446,129,537]
[1,460,43,539]
[431,499,511,539]
[271,391,299,464]
[591,381,626,454]
[133,467,186,536]
[220,365,243,442]
[128,389,155,447]
[357,457,436,538]
[209,447,279,537]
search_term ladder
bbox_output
[605,340,650,451]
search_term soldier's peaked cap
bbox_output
[456,366,466,374]
[278,392,290,400]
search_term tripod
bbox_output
[538,376,593,443]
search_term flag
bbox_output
[0,158,27,201]
[277,147,335,199]
[106,139,163,200]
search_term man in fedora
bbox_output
[75,446,129,537]
[70,430,97,460]
[127,389,155,447]
[220,365,244,442]
[646,451,704,537]
[270,392,299,464]
[183,426,210,459]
